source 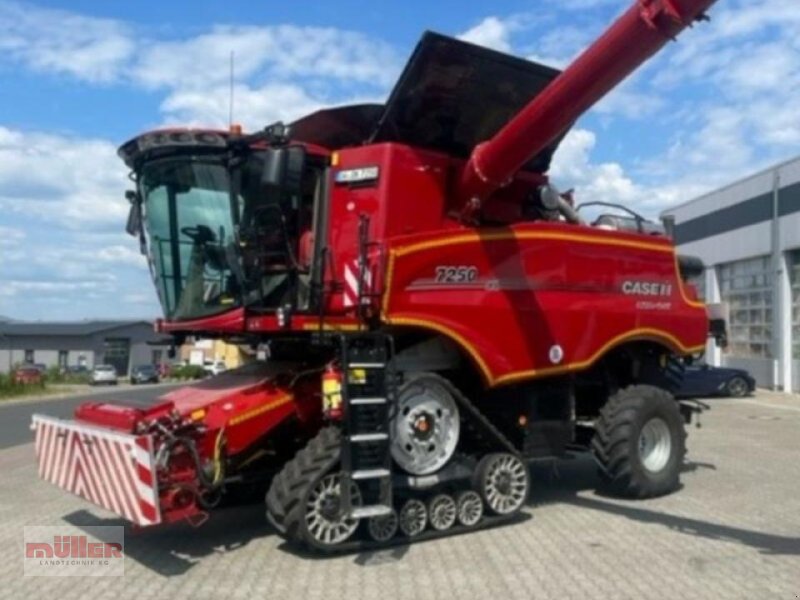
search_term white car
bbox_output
[90,364,118,385]
[203,360,227,377]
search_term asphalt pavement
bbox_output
[0,383,182,450]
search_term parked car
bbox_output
[676,364,755,398]
[90,365,118,386]
[203,360,227,377]
[130,364,160,385]
[12,365,44,385]
[65,365,90,375]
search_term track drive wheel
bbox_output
[474,453,529,516]
[591,384,686,499]
[266,427,361,551]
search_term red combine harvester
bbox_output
[32,0,726,552]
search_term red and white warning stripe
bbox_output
[32,414,161,527]
[343,259,372,307]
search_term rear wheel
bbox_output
[592,384,686,498]
[726,376,749,397]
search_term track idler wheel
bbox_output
[474,453,529,516]
[398,498,428,537]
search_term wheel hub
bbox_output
[391,378,460,475]
[638,417,672,473]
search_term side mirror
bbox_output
[261,146,306,193]
[125,190,142,237]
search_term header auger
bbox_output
[33,0,724,553]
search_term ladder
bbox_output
[339,334,394,519]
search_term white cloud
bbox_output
[458,17,515,52]
[160,82,327,129]
[0,127,129,227]
[0,1,134,83]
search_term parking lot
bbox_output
[1,390,798,600]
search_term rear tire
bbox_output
[592,384,686,499]
[726,376,749,398]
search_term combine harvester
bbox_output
[33,0,726,552]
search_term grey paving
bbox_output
[1,391,798,599]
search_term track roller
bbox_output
[427,494,457,531]
[367,509,399,543]
[398,498,428,537]
[455,490,484,527]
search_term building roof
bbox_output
[0,320,154,337]
[661,153,800,217]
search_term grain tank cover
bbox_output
[289,104,384,149]
[370,31,565,173]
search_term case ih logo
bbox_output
[621,280,672,297]
[23,526,124,577]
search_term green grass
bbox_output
[0,373,46,400]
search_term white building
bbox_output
[662,156,800,393]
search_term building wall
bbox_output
[663,155,800,392]
[0,323,165,376]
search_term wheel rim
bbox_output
[428,494,457,531]
[391,380,460,475]
[305,474,361,546]
[367,510,399,543]
[456,491,483,527]
[484,455,528,515]
[638,417,672,473]
[728,377,747,397]
[398,499,427,537]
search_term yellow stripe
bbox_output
[385,315,704,387]
[386,316,493,383]
[392,230,673,258]
[228,395,293,426]
[301,322,361,332]
[673,252,707,309]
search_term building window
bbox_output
[58,350,68,369]
[718,255,772,358]
[152,349,163,365]
[790,250,800,360]
[24,349,34,364]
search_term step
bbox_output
[351,468,391,480]
[350,397,387,405]
[348,362,386,369]
[349,433,389,443]
[351,505,393,519]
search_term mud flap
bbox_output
[31,414,161,527]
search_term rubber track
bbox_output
[265,426,342,539]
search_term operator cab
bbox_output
[119,129,328,324]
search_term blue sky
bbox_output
[0,0,798,321]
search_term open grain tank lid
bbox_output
[289,32,568,173]
[371,31,566,173]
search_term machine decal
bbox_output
[335,166,380,185]
[434,265,479,284]
[621,280,673,296]
[31,414,160,527]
